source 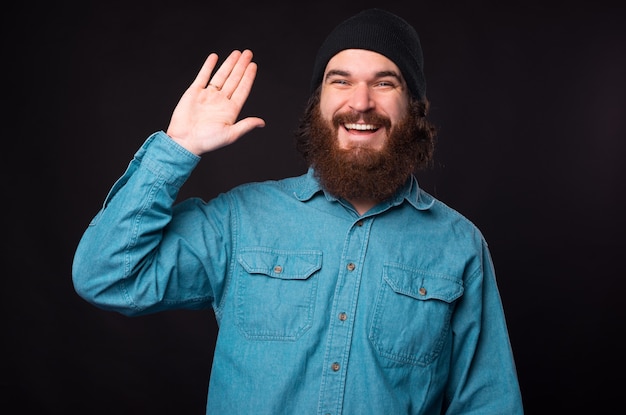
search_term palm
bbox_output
[166,50,265,155]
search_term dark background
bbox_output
[5,0,625,413]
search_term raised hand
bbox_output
[166,49,265,155]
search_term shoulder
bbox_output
[417,188,487,243]
[227,171,314,200]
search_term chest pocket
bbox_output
[369,263,464,366]
[235,248,322,341]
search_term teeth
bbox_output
[344,123,377,131]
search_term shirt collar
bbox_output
[293,167,435,211]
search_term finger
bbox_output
[220,49,254,96]
[228,116,266,143]
[191,53,219,89]
[230,59,258,107]
[207,50,242,90]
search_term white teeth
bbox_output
[344,123,377,131]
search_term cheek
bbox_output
[319,92,343,121]
[319,106,333,122]
[386,102,410,126]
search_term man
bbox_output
[73,8,524,414]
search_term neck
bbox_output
[347,198,377,215]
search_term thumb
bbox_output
[229,117,266,142]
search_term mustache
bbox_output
[332,112,392,130]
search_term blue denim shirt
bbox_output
[73,131,523,414]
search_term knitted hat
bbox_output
[310,8,426,100]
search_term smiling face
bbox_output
[319,49,411,152]
[294,48,436,208]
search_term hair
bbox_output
[294,87,438,172]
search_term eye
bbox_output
[375,80,395,88]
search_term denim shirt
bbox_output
[73,131,523,415]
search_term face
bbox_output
[295,48,435,204]
[319,49,411,151]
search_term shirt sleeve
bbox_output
[72,131,222,316]
[444,240,524,414]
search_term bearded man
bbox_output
[73,8,524,415]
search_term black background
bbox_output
[5,0,625,413]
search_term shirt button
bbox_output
[338,312,347,321]
[331,362,340,371]
[356,220,363,227]
[273,265,283,274]
[347,262,355,271]
[418,287,427,295]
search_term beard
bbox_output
[303,105,426,203]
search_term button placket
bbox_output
[318,217,372,415]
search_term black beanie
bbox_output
[310,8,426,100]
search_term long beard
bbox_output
[306,107,422,202]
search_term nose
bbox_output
[348,83,374,112]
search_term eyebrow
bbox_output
[324,69,403,82]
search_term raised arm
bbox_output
[166,49,265,155]
[72,50,264,315]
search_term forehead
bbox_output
[325,49,402,76]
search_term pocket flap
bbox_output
[238,248,322,280]
[383,263,464,303]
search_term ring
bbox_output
[208,83,221,90]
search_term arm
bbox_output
[444,241,524,414]
[72,50,264,315]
